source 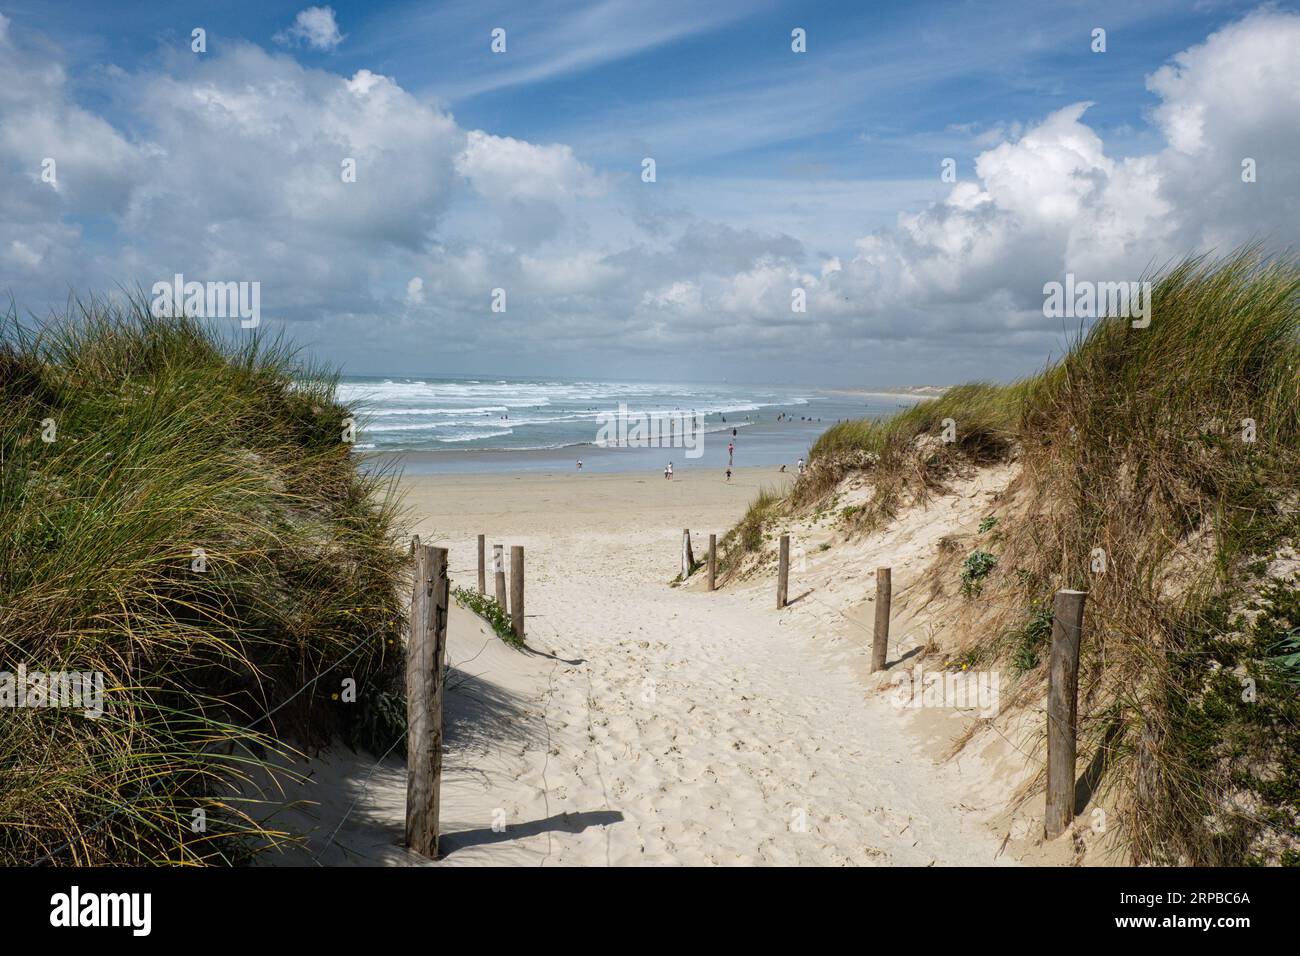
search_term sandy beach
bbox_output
[259,465,1064,866]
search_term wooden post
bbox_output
[477,534,486,594]
[406,543,448,859]
[1045,588,1087,840]
[708,534,717,592]
[777,534,790,608]
[510,545,525,642]
[682,529,695,578]
[871,567,891,672]
[493,544,507,611]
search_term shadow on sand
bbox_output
[439,809,625,856]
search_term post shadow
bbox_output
[438,809,624,856]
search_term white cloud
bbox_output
[1,9,1297,383]
[456,131,602,203]
[762,9,1300,352]
[276,6,345,52]
[642,280,702,313]
[451,131,606,247]
[0,17,142,299]
[519,252,623,296]
[405,277,425,305]
[7,239,43,270]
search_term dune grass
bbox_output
[716,486,785,580]
[798,381,1028,513]
[0,295,409,865]
[1001,247,1300,864]
[754,246,1300,863]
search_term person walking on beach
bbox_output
[665,461,673,480]
[576,459,583,471]
[725,466,732,482]
[797,457,805,475]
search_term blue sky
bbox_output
[12,1,1251,177]
[1,1,1297,384]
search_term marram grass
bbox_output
[0,295,409,865]
[756,247,1300,864]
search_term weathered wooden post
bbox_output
[708,534,717,592]
[682,529,695,578]
[493,544,507,611]
[1045,588,1087,839]
[406,541,449,859]
[871,567,891,672]
[777,534,790,608]
[510,545,525,641]
[477,533,486,594]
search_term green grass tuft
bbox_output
[453,586,522,648]
[0,294,408,865]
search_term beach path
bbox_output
[400,468,1013,866]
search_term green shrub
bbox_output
[960,550,998,596]
[453,586,521,648]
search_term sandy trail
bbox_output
[260,467,1019,865]
[421,468,1014,866]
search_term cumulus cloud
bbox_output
[0,9,1296,382]
[0,16,142,294]
[716,8,1300,358]
[453,131,605,247]
[0,23,472,319]
[456,132,603,203]
[128,51,460,244]
[275,6,345,51]
[453,9,1298,372]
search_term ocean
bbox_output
[335,376,924,475]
